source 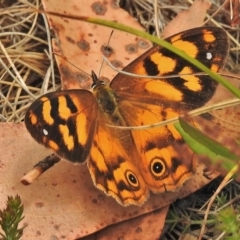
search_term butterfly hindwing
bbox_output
[88,117,149,206]
[113,100,196,193]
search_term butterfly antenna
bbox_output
[53,52,91,77]
[91,71,98,85]
[98,30,114,77]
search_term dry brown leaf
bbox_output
[42,0,152,90]
[84,206,169,240]
[197,73,240,141]
[162,0,211,38]
[193,74,240,173]
[0,125,217,240]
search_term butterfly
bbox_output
[25,27,229,206]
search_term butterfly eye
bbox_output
[125,170,139,188]
[150,158,166,177]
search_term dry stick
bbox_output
[21,154,61,185]
[198,164,239,240]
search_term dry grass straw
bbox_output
[0,0,58,122]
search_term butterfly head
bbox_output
[91,71,105,90]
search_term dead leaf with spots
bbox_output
[0,123,216,239]
[42,0,151,90]
[0,0,232,239]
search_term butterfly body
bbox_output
[25,27,229,206]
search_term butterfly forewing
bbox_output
[111,27,229,110]
[25,90,98,163]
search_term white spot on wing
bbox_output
[206,52,212,60]
[43,129,48,136]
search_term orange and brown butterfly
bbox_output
[25,27,229,206]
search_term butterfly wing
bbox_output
[109,100,196,193]
[109,27,228,193]
[111,27,228,110]
[88,115,149,206]
[25,90,98,163]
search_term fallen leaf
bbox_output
[84,206,169,240]
[198,73,240,144]
[189,74,240,178]
[0,123,217,239]
[42,0,152,90]
[162,0,211,38]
